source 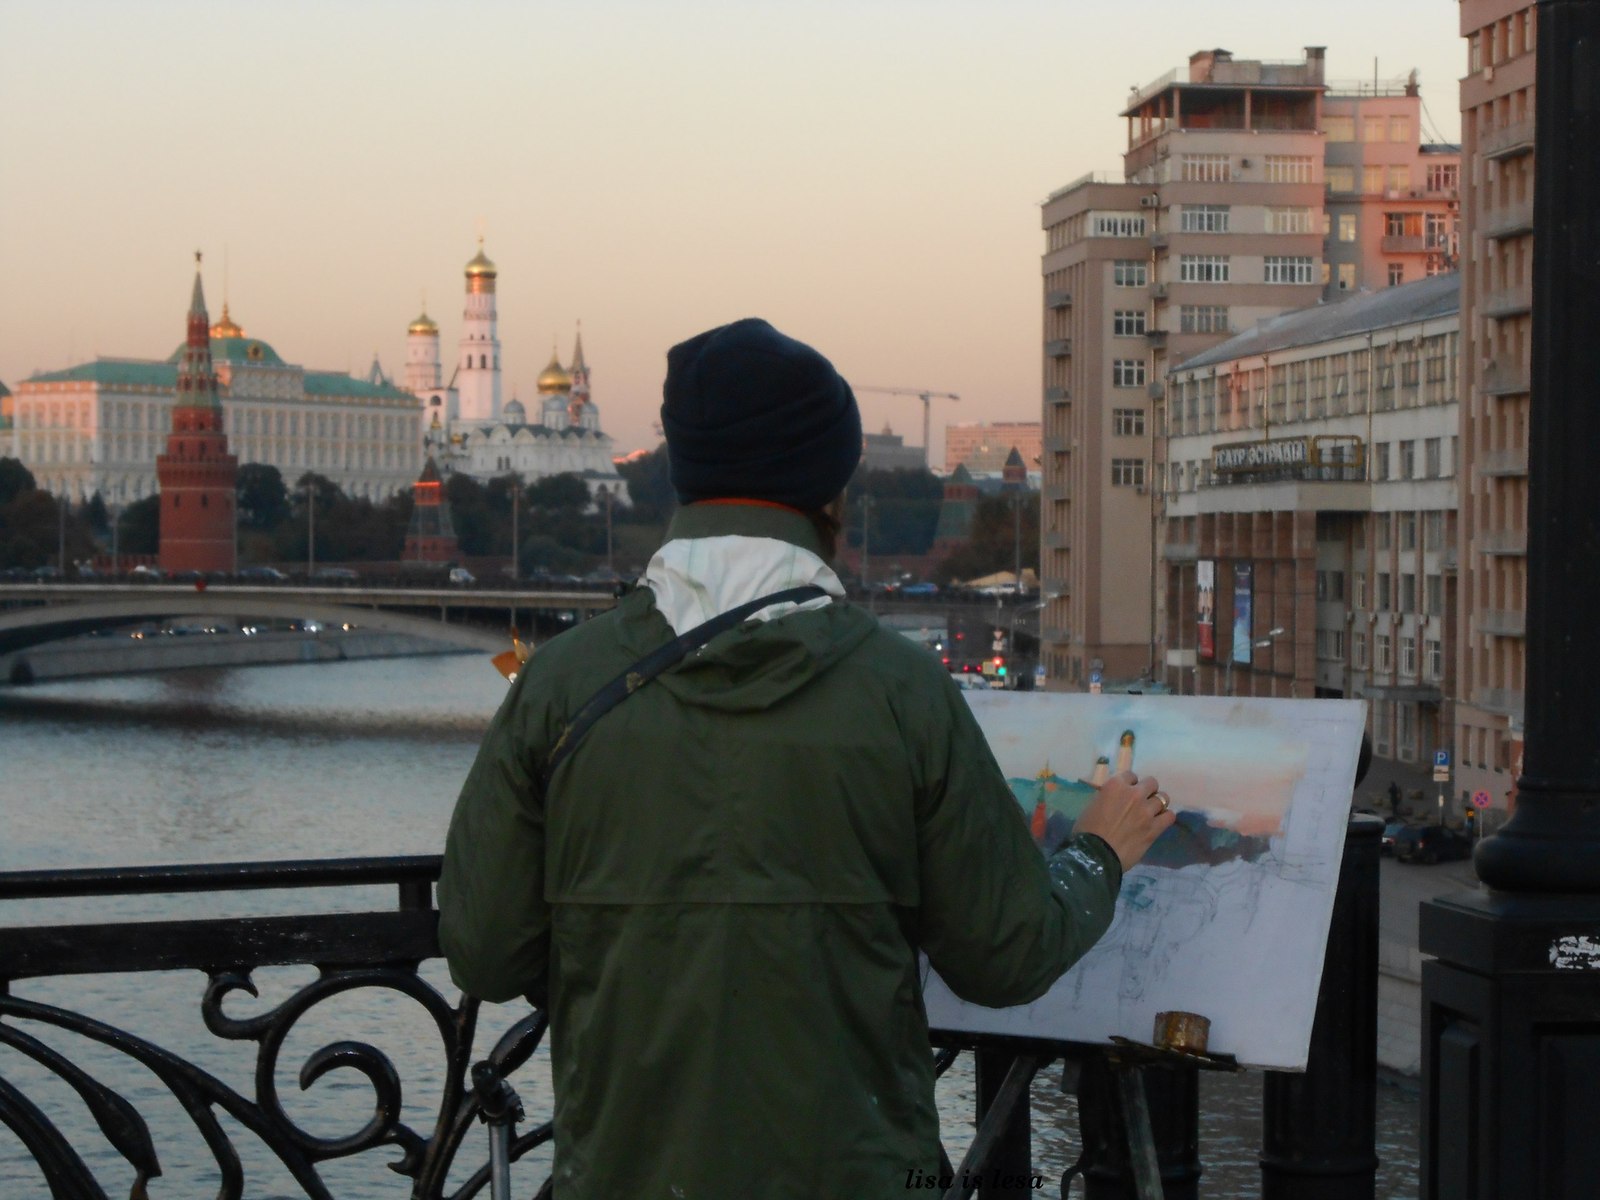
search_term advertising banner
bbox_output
[1232,562,1254,664]
[1197,560,1216,661]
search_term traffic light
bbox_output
[995,656,1007,678]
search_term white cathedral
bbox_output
[404,241,628,506]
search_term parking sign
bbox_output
[1434,749,1451,769]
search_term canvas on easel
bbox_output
[921,692,1367,1071]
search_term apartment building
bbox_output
[1161,276,1460,773]
[1455,1,1537,813]
[1039,47,1460,691]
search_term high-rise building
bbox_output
[1454,1,1537,813]
[1038,47,1461,691]
[156,258,237,573]
[944,421,1042,476]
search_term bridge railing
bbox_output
[0,825,1381,1199]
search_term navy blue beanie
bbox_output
[661,318,861,511]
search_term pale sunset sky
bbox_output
[1,1,1464,461]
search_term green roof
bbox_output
[303,371,415,401]
[165,336,287,366]
[28,359,178,388]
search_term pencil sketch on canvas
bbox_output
[919,692,1367,1070]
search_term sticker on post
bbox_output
[1549,935,1600,970]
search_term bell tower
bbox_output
[457,239,502,423]
[156,253,238,573]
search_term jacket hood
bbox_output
[614,583,879,713]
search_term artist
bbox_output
[438,317,1177,1198]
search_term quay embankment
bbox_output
[1,626,473,685]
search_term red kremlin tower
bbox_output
[403,456,460,563]
[157,253,238,573]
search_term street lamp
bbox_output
[1225,625,1284,696]
[301,478,317,578]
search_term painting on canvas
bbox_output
[920,692,1367,1070]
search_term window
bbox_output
[1110,458,1146,487]
[1112,310,1147,336]
[1363,165,1385,194]
[1094,214,1147,238]
[1112,359,1147,387]
[1338,263,1356,291]
[1376,633,1393,672]
[1399,440,1416,479]
[1268,206,1313,233]
[1400,635,1418,677]
[1388,165,1411,192]
[1400,513,1417,550]
[1113,408,1146,436]
[1323,115,1355,141]
[1377,572,1392,611]
[1388,263,1405,287]
[1424,511,1444,550]
[1377,515,1392,549]
[1353,572,1367,608]
[1426,638,1443,680]
[1180,205,1230,233]
[1113,259,1148,287]
[1397,703,1417,759]
[1338,214,1357,242]
[1315,629,1346,660]
[1264,155,1314,183]
[1389,116,1412,143]
[1469,31,1482,73]
[1179,255,1230,283]
[1426,162,1459,193]
[1263,256,1316,284]
[1400,573,1416,612]
[1353,631,1368,668]
[1179,305,1228,333]
[1426,573,1443,615]
[1327,166,1356,193]
[1425,438,1442,477]
[1363,116,1385,142]
[1181,154,1231,182]
[1373,443,1390,480]
[1315,570,1346,602]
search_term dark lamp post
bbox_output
[1421,7,1600,1196]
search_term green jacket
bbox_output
[438,504,1122,1200]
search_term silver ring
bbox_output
[1154,791,1171,814]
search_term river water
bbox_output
[0,656,1419,1197]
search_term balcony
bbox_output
[1045,338,1072,358]
[1480,358,1531,396]
[1380,234,1435,254]
[1361,682,1444,705]
[1040,624,1072,645]
[1472,686,1526,720]
[1146,381,1166,400]
[1043,529,1070,550]
[1150,233,1169,251]
[1482,285,1533,321]
[1045,386,1069,403]
[1481,119,1535,162]
[1145,328,1168,346]
[1479,530,1528,556]
[1483,202,1535,243]
[1046,289,1072,309]
[1478,609,1527,637]
[1164,542,1198,562]
[1479,448,1529,477]
[1151,283,1169,302]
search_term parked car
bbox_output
[448,567,476,586]
[238,565,288,583]
[899,581,940,597]
[31,565,62,581]
[1380,819,1410,856]
[312,567,360,583]
[1394,823,1472,865]
[129,564,165,582]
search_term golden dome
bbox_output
[210,303,245,340]
[465,239,497,278]
[408,309,438,335]
[536,346,571,394]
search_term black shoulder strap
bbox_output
[538,584,829,790]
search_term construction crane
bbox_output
[854,386,960,471]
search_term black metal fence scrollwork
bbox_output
[0,857,556,1199]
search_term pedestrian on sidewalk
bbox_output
[1388,779,1403,817]
[438,317,1175,1199]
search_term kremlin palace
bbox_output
[2,244,624,507]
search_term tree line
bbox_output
[0,452,1035,581]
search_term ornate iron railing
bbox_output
[0,856,1007,1200]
